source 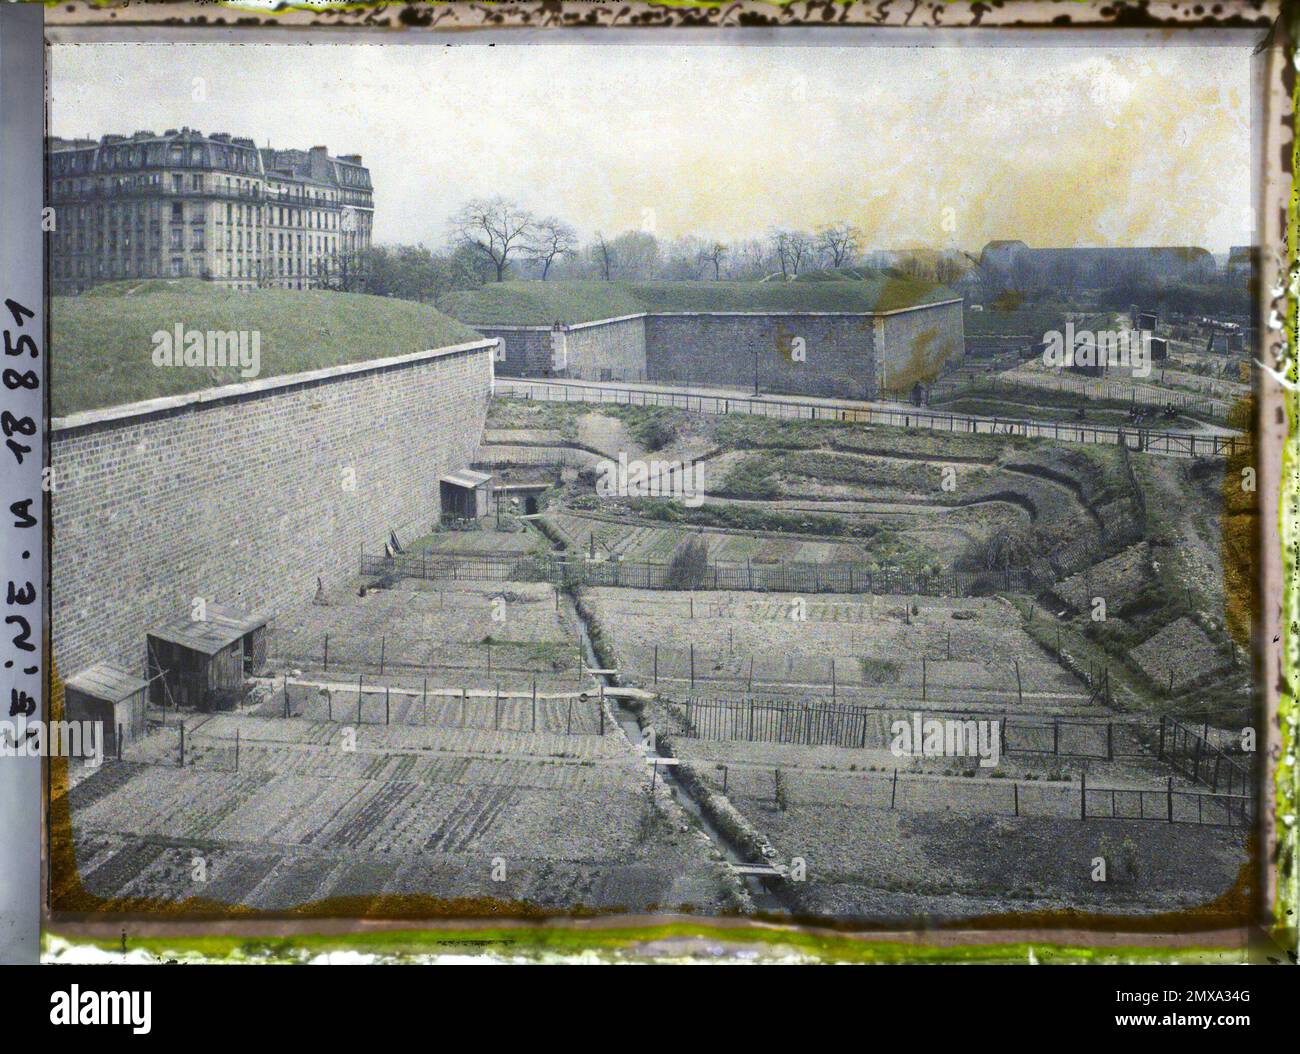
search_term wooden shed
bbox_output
[64,663,148,756]
[146,604,270,712]
[440,468,493,522]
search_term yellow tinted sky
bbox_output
[50,42,1251,253]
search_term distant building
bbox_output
[978,240,1216,287]
[47,127,374,294]
[1225,245,1256,282]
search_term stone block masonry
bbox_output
[646,312,880,400]
[51,339,497,679]
[473,300,964,400]
[877,300,965,395]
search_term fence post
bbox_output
[1080,771,1086,821]
[235,726,240,773]
[379,636,385,676]
[653,644,658,685]
[357,674,363,725]
[283,674,289,719]
[599,683,605,735]
[179,721,185,768]
[385,686,390,725]
[117,723,123,762]
[1107,721,1113,760]
[890,768,898,809]
[323,633,329,672]
[1013,781,1019,817]
[1167,776,1174,822]
[566,697,573,736]
[1014,659,1022,706]
[532,680,537,732]
[690,644,695,690]
[921,657,926,701]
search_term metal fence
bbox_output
[497,378,1248,459]
[1160,716,1253,798]
[362,549,1034,597]
[679,697,1153,759]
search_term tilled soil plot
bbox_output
[55,715,739,916]
[587,588,1093,713]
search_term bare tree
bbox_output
[699,241,728,280]
[593,231,614,281]
[451,197,535,282]
[770,229,813,279]
[816,222,862,269]
[528,217,578,281]
[318,248,371,293]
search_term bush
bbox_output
[665,536,709,590]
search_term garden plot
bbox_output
[1130,616,1233,693]
[585,588,1093,713]
[1054,542,1152,613]
[58,712,738,915]
[266,578,586,695]
[671,743,1246,920]
[409,526,543,558]
[544,509,868,565]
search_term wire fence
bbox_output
[268,677,608,735]
[497,378,1248,459]
[711,764,1253,828]
[678,697,1153,758]
[267,622,581,681]
[361,550,1036,597]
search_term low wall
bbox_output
[51,339,497,678]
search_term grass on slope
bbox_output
[442,277,956,326]
[439,281,645,326]
[52,279,483,417]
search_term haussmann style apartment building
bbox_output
[47,127,374,294]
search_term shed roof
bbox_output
[147,603,271,657]
[66,663,148,703]
[439,469,493,490]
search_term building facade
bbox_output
[47,127,373,294]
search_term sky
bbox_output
[49,42,1254,254]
